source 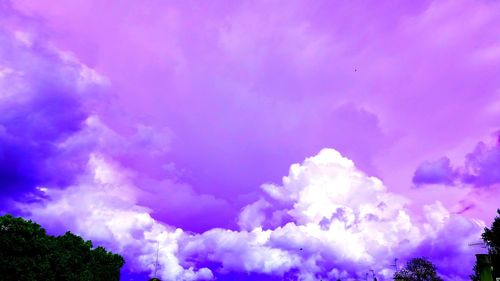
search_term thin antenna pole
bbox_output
[154,241,160,278]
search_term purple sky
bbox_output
[1,0,500,280]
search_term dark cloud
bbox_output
[0,28,95,202]
[461,141,500,186]
[0,88,86,199]
[413,137,500,187]
[412,157,456,185]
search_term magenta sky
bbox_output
[1,0,500,280]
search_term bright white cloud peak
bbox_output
[23,148,482,281]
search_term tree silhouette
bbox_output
[471,209,500,281]
[482,209,500,253]
[394,257,443,281]
[0,214,124,281]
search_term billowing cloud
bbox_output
[461,140,500,186]
[413,157,456,185]
[413,136,500,188]
[21,155,215,281]
[21,149,483,280]
[228,149,480,280]
[0,13,102,203]
[60,115,232,232]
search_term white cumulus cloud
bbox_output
[21,148,484,281]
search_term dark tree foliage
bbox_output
[482,209,500,252]
[394,257,443,281]
[0,214,124,281]
[471,209,500,281]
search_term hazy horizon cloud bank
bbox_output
[1,0,500,280]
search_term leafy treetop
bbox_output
[394,257,443,281]
[482,209,500,253]
[0,214,124,281]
